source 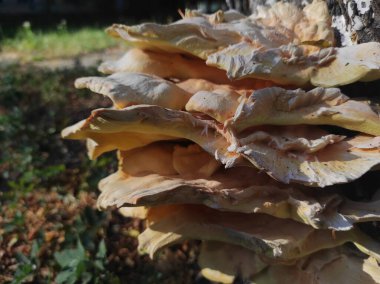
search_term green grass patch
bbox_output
[0,64,203,284]
[1,21,119,61]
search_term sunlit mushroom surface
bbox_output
[62,0,380,282]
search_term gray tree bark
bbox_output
[327,0,380,45]
[225,0,311,13]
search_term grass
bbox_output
[0,21,119,62]
[0,23,203,283]
[0,64,205,284]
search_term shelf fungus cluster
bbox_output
[62,1,380,283]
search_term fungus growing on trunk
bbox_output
[63,1,380,282]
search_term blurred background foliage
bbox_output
[0,0,226,29]
[1,21,118,61]
[0,1,221,283]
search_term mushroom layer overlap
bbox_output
[63,1,380,282]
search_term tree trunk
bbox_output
[327,0,380,46]
[224,0,310,13]
[225,0,379,45]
